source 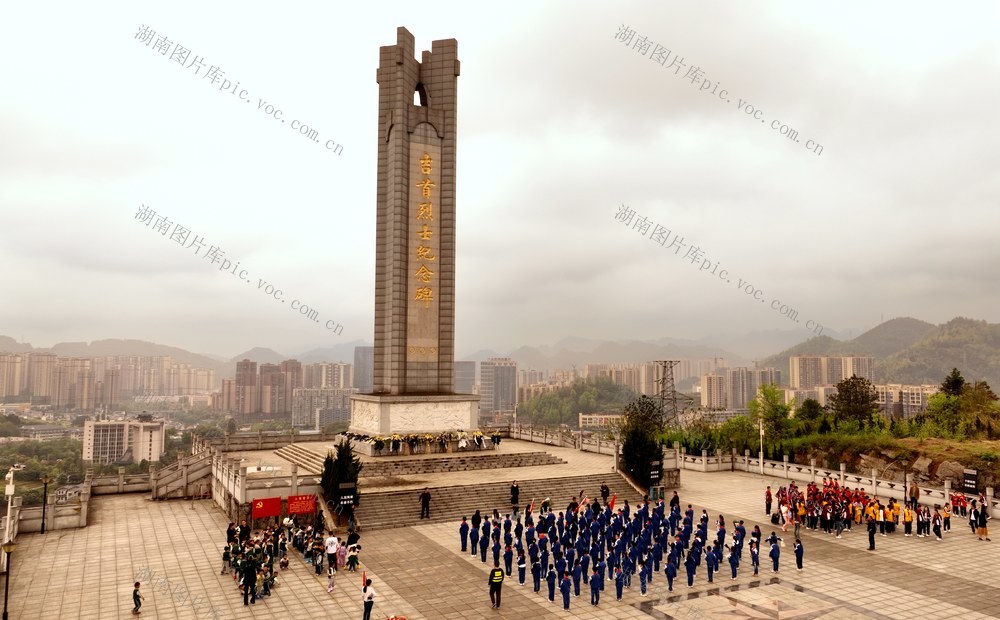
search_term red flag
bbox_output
[362,570,367,589]
[527,498,535,515]
[608,493,617,512]
[251,497,281,519]
[576,495,588,514]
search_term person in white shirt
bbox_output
[362,579,376,620]
[325,531,340,570]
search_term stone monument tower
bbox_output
[349,27,479,437]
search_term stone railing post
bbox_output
[118,467,126,493]
[744,449,750,471]
[783,455,789,480]
[987,487,995,518]
[149,464,158,499]
[944,479,951,504]
[872,468,878,496]
[239,465,248,504]
[810,458,817,484]
[839,463,846,486]
[290,463,299,496]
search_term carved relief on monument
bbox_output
[392,401,474,432]
[351,401,381,434]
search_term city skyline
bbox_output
[3,1,999,358]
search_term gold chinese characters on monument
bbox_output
[414,153,437,307]
[405,140,442,362]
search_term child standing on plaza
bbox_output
[131,582,144,615]
[327,566,336,593]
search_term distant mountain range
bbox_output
[3,317,997,388]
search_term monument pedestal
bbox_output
[349,393,479,437]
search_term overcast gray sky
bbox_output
[2,1,998,359]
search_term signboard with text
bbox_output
[963,469,978,495]
[287,494,316,515]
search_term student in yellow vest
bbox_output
[488,561,505,609]
[903,505,914,536]
[942,503,952,532]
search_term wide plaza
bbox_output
[6,439,1000,619]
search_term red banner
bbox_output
[252,497,281,519]
[287,494,316,515]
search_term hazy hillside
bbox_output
[229,347,287,364]
[878,318,1000,387]
[850,317,935,359]
[759,317,999,388]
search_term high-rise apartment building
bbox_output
[233,359,258,416]
[700,374,726,409]
[291,388,353,429]
[353,346,374,393]
[789,356,875,389]
[304,362,352,390]
[453,360,475,394]
[480,357,517,418]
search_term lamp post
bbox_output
[40,476,52,534]
[2,540,15,620]
[758,418,765,476]
[3,466,23,552]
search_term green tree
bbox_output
[828,376,880,430]
[619,395,663,487]
[941,368,966,398]
[321,440,364,510]
[225,418,238,435]
[519,378,637,428]
[796,399,824,423]
[716,415,756,454]
[748,384,791,442]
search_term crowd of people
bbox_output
[763,478,992,549]
[218,516,364,607]
[458,483,798,611]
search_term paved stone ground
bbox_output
[6,442,1000,619]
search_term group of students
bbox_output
[221,519,284,606]
[764,478,992,546]
[459,488,803,611]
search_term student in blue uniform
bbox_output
[638,558,648,595]
[794,538,804,570]
[546,564,557,601]
[749,541,760,575]
[560,572,572,609]
[665,557,677,591]
[685,550,697,587]
[727,545,739,579]
[502,544,513,575]
[459,517,469,552]
[614,566,625,601]
[479,534,489,563]
[531,559,542,592]
[704,544,717,583]
[572,559,582,596]
[517,550,527,585]
[469,521,480,557]
[769,540,780,573]
[590,568,601,605]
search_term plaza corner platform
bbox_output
[7,438,1000,619]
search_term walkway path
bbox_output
[7,443,1000,618]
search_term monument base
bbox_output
[349,393,480,437]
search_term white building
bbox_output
[82,416,165,464]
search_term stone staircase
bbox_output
[150,449,213,499]
[274,444,567,477]
[354,472,645,531]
